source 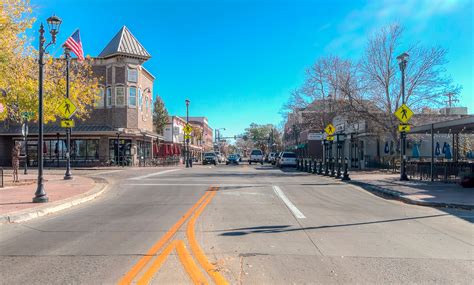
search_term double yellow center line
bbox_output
[118,187,228,285]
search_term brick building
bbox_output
[0,26,163,167]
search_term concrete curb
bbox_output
[348,180,474,210]
[0,178,110,224]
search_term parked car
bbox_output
[249,149,264,165]
[277,152,297,167]
[226,154,239,165]
[203,152,217,165]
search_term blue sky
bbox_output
[31,0,473,137]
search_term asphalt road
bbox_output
[1,164,473,284]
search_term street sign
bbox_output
[325,124,335,135]
[183,124,193,134]
[326,135,334,141]
[21,123,28,137]
[394,104,413,123]
[398,124,411,132]
[308,133,324,140]
[21,111,35,119]
[184,134,191,139]
[57,98,77,119]
[60,118,75,128]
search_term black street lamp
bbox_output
[33,15,62,203]
[185,99,190,168]
[397,52,409,181]
[63,48,72,180]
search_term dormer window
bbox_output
[128,68,138,83]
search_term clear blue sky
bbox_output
[31,0,473,137]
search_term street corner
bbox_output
[0,174,109,224]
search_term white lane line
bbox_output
[273,185,306,219]
[86,170,124,176]
[129,169,182,180]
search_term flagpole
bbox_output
[64,48,73,180]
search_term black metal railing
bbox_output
[406,161,474,183]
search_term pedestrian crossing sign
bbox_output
[325,124,335,135]
[57,98,77,119]
[60,118,75,128]
[184,124,193,134]
[184,134,191,139]
[326,135,334,141]
[394,104,413,123]
[398,123,410,132]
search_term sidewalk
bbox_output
[0,171,108,223]
[348,171,474,210]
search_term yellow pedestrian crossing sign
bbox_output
[394,104,413,123]
[184,134,191,139]
[60,118,75,128]
[398,124,410,132]
[326,135,334,141]
[325,124,335,135]
[184,124,193,134]
[57,98,77,119]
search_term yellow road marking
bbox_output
[176,240,210,285]
[186,188,229,285]
[118,191,211,285]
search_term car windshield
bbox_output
[204,153,215,157]
[251,150,262,155]
[282,152,296,158]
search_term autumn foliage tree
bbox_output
[0,0,100,123]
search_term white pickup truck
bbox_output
[249,149,264,165]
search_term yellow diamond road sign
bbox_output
[57,98,77,119]
[60,119,75,128]
[399,124,410,132]
[184,124,193,134]
[394,104,413,123]
[324,124,335,135]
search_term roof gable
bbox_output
[98,26,151,59]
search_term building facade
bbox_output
[0,26,163,167]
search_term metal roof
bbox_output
[410,116,474,134]
[98,26,151,59]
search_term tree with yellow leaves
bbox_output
[0,0,100,123]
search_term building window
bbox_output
[116,86,125,106]
[106,87,112,107]
[128,68,138,83]
[95,87,105,108]
[129,87,137,107]
[138,88,142,111]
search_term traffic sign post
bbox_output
[398,124,410,132]
[57,98,77,119]
[325,124,335,136]
[394,104,413,124]
[60,118,75,128]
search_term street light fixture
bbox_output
[185,99,190,168]
[397,52,409,181]
[33,15,62,203]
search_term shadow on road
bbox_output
[218,214,450,236]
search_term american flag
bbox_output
[64,29,84,61]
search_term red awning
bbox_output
[174,144,180,155]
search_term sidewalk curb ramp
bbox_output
[348,180,474,211]
[0,177,110,224]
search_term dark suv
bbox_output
[203,152,218,165]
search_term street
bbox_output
[0,164,473,284]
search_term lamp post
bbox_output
[397,52,409,181]
[33,15,62,203]
[63,48,72,180]
[185,99,190,168]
